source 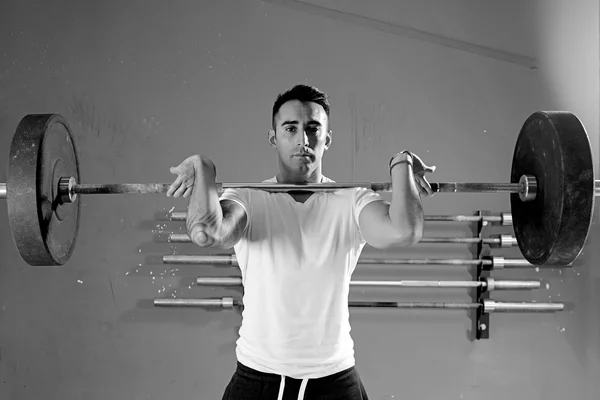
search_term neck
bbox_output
[276,166,323,184]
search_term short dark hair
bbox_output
[272,84,330,129]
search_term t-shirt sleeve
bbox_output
[219,188,250,233]
[353,188,385,239]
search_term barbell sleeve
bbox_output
[0,183,6,199]
[161,254,533,268]
[153,297,564,313]
[194,276,540,290]
[167,232,517,248]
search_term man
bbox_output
[167,85,435,399]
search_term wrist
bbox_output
[194,159,216,180]
[389,151,413,174]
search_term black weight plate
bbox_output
[510,111,595,266]
[7,114,81,266]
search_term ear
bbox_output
[324,130,332,150]
[268,129,277,148]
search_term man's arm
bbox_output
[187,200,247,249]
[358,154,424,249]
[185,157,248,249]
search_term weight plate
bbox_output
[510,111,595,266]
[7,114,81,266]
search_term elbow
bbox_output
[187,222,219,249]
[407,227,423,246]
[392,220,424,248]
[407,217,424,245]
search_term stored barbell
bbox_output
[153,297,565,313]
[169,211,515,224]
[161,254,534,268]
[195,276,541,290]
[1,111,598,267]
[167,232,518,247]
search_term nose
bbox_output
[299,130,309,146]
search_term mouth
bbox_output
[294,153,314,159]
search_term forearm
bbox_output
[389,154,425,243]
[185,160,224,247]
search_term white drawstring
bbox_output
[277,375,285,400]
[277,375,310,400]
[297,378,309,400]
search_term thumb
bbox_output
[426,165,436,173]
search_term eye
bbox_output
[285,126,297,133]
[306,126,319,134]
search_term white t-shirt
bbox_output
[219,176,382,379]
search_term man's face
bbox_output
[269,100,331,174]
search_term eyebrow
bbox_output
[280,120,322,127]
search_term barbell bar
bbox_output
[169,211,515,224]
[153,297,565,313]
[195,276,540,290]
[2,177,598,198]
[2,111,597,267]
[166,232,518,247]
[162,254,533,269]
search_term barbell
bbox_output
[195,276,541,290]
[1,111,598,267]
[153,297,565,313]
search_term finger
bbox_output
[416,183,428,197]
[417,175,434,196]
[183,186,194,198]
[425,165,436,173]
[174,181,189,198]
[166,175,184,197]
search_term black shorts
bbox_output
[221,361,370,400]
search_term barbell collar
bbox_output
[518,174,537,202]
[500,234,518,248]
[0,183,6,199]
[58,177,77,203]
[501,212,513,226]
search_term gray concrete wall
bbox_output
[0,1,598,399]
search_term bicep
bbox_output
[358,200,412,249]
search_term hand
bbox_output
[409,152,436,196]
[167,155,215,198]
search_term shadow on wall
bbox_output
[526,0,600,378]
